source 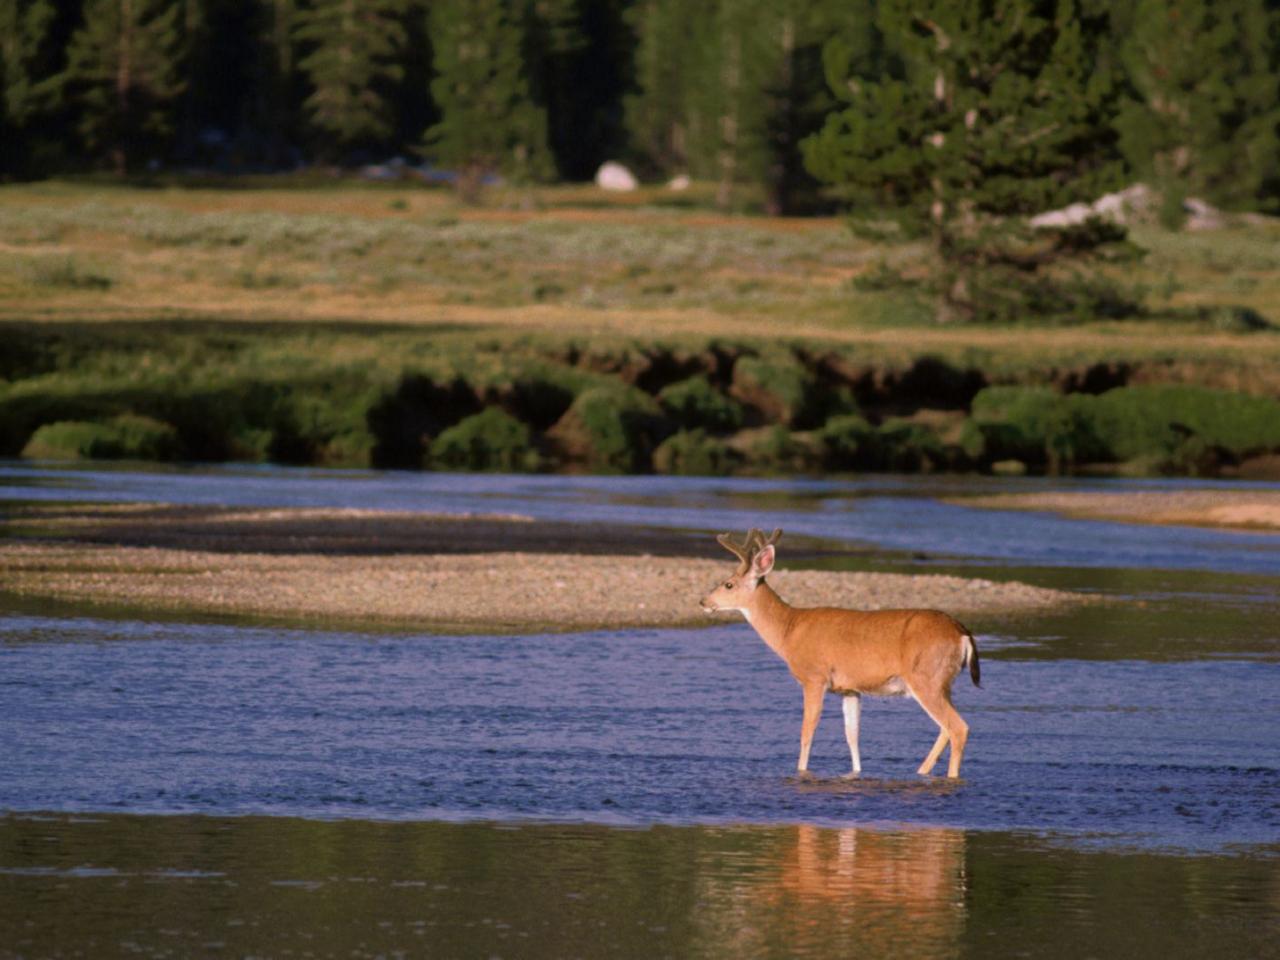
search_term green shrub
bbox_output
[731,353,859,428]
[1200,305,1272,332]
[653,429,734,475]
[111,414,182,460]
[533,280,566,301]
[970,385,1059,431]
[476,369,579,430]
[963,422,1027,466]
[851,261,913,292]
[877,419,948,472]
[730,354,814,426]
[234,268,297,290]
[320,430,377,468]
[367,374,481,469]
[153,384,274,462]
[25,257,114,290]
[1162,432,1225,477]
[22,414,180,461]
[657,376,743,432]
[966,386,1068,466]
[819,414,881,469]
[430,407,538,471]
[1088,385,1280,462]
[267,379,381,465]
[2,367,388,466]
[228,426,273,462]
[548,386,667,472]
[1041,401,1105,473]
[22,421,105,459]
[741,425,820,472]
[966,383,1280,473]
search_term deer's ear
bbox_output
[752,545,775,577]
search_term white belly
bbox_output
[859,676,909,697]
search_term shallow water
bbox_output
[2,616,1277,850]
[4,462,1280,574]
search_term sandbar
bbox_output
[0,504,1094,631]
[953,489,1280,532]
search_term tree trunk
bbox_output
[764,15,795,217]
[264,0,294,167]
[927,23,950,322]
[716,30,740,211]
[116,0,133,175]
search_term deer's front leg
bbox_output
[797,682,826,776]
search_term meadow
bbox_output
[3,179,1280,477]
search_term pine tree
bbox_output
[557,0,634,180]
[709,0,761,210]
[626,0,876,212]
[0,0,57,175]
[625,0,764,198]
[265,0,296,91]
[1,0,56,127]
[752,0,880,213]
[520,0,631,181]
[624,0,700,175]
[804,0,1130,321]
[423,0,551,198]
[249,0,300,166]
[172,0,213,161]
[1116,0,1280,219]
[63,0,187,174]
[293,0,408,153]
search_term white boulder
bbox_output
[1028,202,1094,228]
[1183,197,1226,231]
[595,161,638,192]
[1030,183,1228,230]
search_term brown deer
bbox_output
[700,529,980,779]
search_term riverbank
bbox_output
[4,183,1280,479]
[0,505,1091,631]
[954,488,1280,532]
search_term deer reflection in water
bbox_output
[695,824,967,958]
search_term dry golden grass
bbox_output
[2,180,1280,382]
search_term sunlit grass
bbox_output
[1,179,1279,380]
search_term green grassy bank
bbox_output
[4,320,1280,478]
[3,182,1280,478]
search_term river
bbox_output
[1,463,1277,959]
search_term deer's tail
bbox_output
[961,630,981,688]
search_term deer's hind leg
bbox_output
[919,728,950,775]
[907,682,969,779]
[841,694,862,777]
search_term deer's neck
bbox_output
[743,580,795,657]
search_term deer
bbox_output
[700,528,981,779]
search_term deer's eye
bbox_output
[724,581,735,589]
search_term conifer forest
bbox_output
[3,0,1279,219]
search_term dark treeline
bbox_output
[2,0,1280,218]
